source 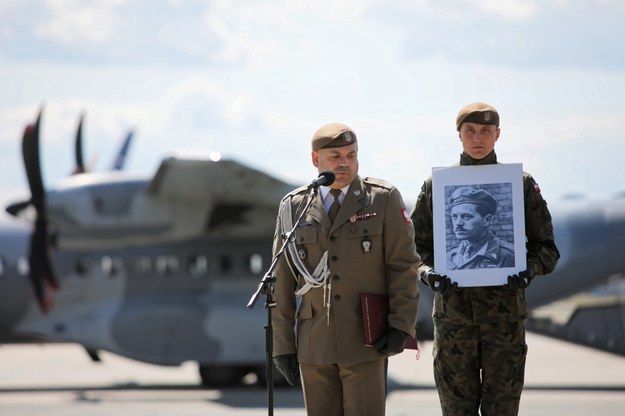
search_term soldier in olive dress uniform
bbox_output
[272,122,420,416]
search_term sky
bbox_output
[2,0,625,211]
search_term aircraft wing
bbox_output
[147,157,292,206]
[47,157,297,249]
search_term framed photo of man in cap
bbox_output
[431,163,526,286]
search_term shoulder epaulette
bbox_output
[282,185,308,201]
[363,176,394,190]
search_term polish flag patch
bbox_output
[533,183,541,193]
[402,208,411,224]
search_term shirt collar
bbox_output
[320,184,350,201]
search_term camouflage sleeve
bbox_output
[409,178,434,276]
[523,173,560,276]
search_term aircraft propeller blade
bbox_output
[5,200,31,217]
[73,114,86,174]
[21,109,58,312]
[111,130,134,171]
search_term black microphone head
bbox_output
[318,170,335,186]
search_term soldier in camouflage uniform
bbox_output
[410,102,560,416]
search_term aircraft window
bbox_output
[156,255,179,276]
[101,256,123,277]
[249,254,263,274]
[219,255,233,273]
[17,256,29,276]
[135,256,151,275]
[187,255,208,278]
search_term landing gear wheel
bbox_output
[198,364,248,387]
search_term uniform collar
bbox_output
[320,184,350,202]
[459,150,498,166]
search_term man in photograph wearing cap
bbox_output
[410,103,560,415]
[271,122,420,415]
[447,186,515,270]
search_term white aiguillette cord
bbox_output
[280,196,332,324]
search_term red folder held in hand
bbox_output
[360,293,419,350]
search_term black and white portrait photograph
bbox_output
[445,184,514,270]
[432,164,526,286]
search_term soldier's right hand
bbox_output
[272,354,299,385]
[421,269,458,294]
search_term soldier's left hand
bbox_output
[507,268,535,290]
[373,327,409,355]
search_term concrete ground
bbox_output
[1,332,624,416]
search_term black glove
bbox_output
[507,268,535,290]
[421,269,458,294]
[373,327,409,355]
[272,354,299,386]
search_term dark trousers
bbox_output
[432,319,527,416]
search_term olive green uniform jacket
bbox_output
[410,151,560,324]
[272,175,420,364]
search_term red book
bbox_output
[360,293,419,350]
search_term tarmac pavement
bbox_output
[1,332,624,415]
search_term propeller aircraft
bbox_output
[1,107,624,389]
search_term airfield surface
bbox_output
[1,332,624,416]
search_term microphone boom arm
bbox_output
[246,185,319,416]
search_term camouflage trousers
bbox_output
[432,319,527,416]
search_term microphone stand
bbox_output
[247,185,319,416]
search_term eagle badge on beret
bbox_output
[484,111,491,121]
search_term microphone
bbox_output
[309,170,335,188]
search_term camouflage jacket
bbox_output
[409,151,560,324]
[447,232,516,270]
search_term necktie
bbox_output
[328,189,342,222]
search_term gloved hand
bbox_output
[507,268,535,290]
[421,269,458,294]
[273,354,299,386]
[373,327,409,355]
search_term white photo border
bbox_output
[432,163,526,287]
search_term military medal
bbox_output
[298,247,307,260]
[349,212,377,222]
[361,237,372,253]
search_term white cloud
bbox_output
[38,0,125,43]
[471,0,538,19]
[1,1,625,201]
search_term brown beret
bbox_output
[456,102,499,131]
[448,187,497,215]
[311,122,357,151]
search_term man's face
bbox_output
[459,122,500,160]
[311,142,359,189]
[450,203,491,243]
